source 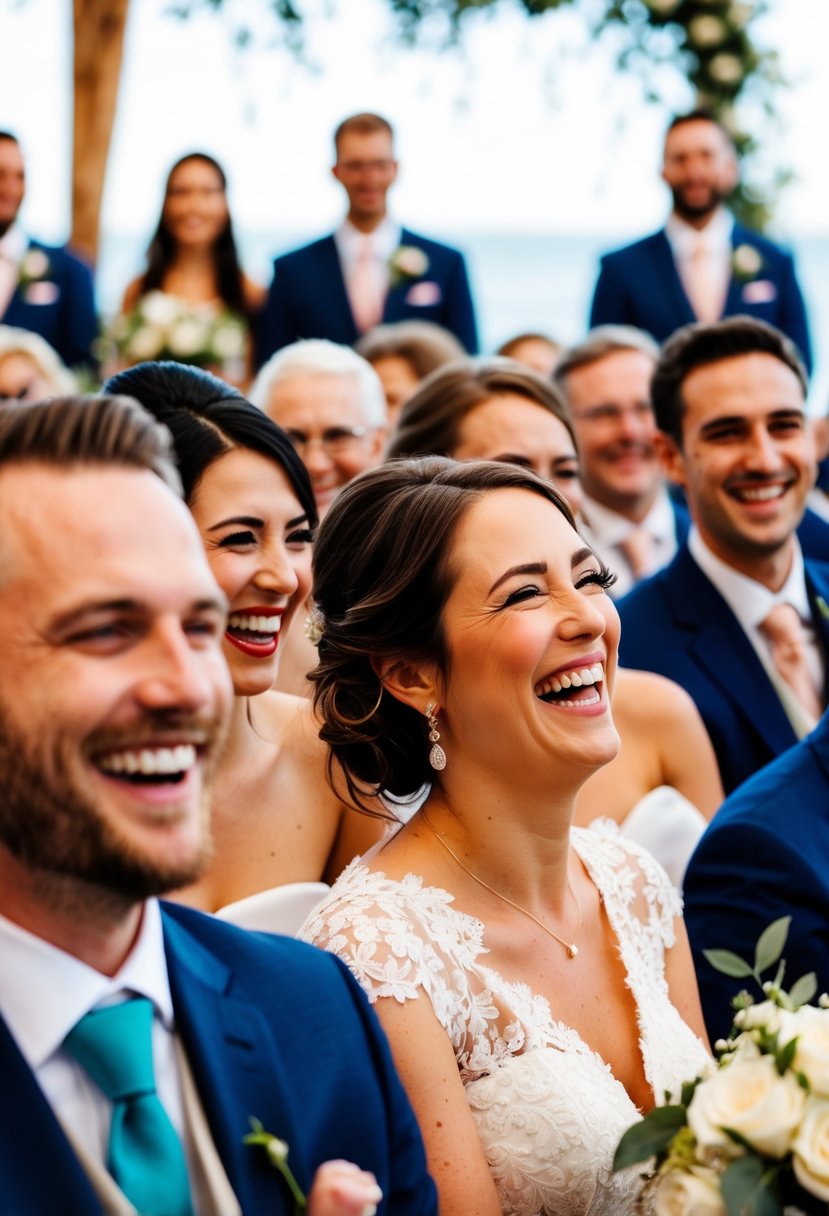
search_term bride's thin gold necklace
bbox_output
[420,810,582,959]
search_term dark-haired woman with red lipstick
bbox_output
[105,361,382,916]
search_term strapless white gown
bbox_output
[301,828,710,1216]
[589,786,707,887]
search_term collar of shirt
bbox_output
[0,898,174,1069]
[665,207,733,262]
[580,484,678,549]
[688,526,811,630]
[0,223,27,265]
[335,216,401,273]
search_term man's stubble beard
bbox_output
[0,701,226,904]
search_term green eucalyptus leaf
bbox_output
[754,917,791,975]
[788,972,818,1010]
[721,1155,782,1216]
[775,1036,798,1075]
[704,948,755,979]
[612,1105,686,1171]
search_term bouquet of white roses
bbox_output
[104,291,247,376]
[614,917,829,1215]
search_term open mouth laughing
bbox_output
[535,662,605,709]
[94,742,200,786]
[225,607,284,658]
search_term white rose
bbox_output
[127,325,164,361]
[688,1053,806,1159]
[654,1167,726,1216]
[211,319,247,360]
[140,291,181,328]
[393,247,429,277]
[793,1096,829,1201]
[168,318,208,357]
[734,1000,784,1034]
[785,1006,829,1097]
[687,15,727,46]
[21,249,49,278]
[708,53,744,85]
[732,244,763,277]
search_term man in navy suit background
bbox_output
[0,394,436,1216]
[618,317,829,795]
[589,111,812,374]
[256,113,478,365]
[0,131,98,372]
[684,709,829,1044]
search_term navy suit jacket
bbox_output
[2,239,98,371]
[0,903,437,1216]
[256,227,478,365]
[617,542,829,795]
[684,711,829,1044]
[589,222,812,374]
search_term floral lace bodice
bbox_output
[301,826,710,1216]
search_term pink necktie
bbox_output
[760,602,823,723]
[618,527,656,583]
[349,236,384,334]
[685,238,722,324]
[0,251,17,317]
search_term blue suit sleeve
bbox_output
[684,821,829,1045]
[776,249,813,376]
[59,251,98,371]
[589,255,631,329]
[442,251,478,353]
[256,259,297,367]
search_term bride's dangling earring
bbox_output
[425,703,446,771]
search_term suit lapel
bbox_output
[384,228,424,321]
[665,548,797,756]
[162,911,301,1215]
[723,223,749,316]
[805,562,829,705]
[0,1012,105,1214]
[317,235,358,343]
[652,231,696,327]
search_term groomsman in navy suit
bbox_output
[589,111,812,374]
[0,394,436,1216]
[618,317,829,795]
[0,131,98,371]
[256,113,478,365]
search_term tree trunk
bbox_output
[71,0,131,262]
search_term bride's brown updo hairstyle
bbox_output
[309,456,575,810]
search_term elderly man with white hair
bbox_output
[251,338,388,516]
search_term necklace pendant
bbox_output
[567,943,578,959]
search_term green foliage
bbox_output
[721,1155,782,1216]
[612,1103,688,1171]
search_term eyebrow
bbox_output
[699,407,804,437]
[51,595,227,633]
[488,547,597,597]
[206,512,310,532]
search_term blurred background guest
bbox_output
[109,153,263,388]
[0,325,76,403]
[356,318,465,424]
[495,330,562,378]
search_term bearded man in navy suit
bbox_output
[0,131,98,372]
[256,113,478,365]
[589,111,812,374]
[0,394,436,1216]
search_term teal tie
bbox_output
[63,997,194,1216]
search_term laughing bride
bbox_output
[301,456,711,1216]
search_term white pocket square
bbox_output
[741,279,777,304]
[405,280,442,307]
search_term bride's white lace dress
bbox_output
[302,826,710,1216]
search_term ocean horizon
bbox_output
[97,228,829,409]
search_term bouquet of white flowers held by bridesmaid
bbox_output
[614,917,829,1216]
[104,291,248,375]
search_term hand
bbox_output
[307,1160,383,1216]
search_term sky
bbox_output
[2,0,828,243]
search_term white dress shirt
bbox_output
[335,215,401,303]
[665,207,733,320]
[688,527,824,734]
[0,222,27,317]
[580,484,680,599]
[0,899,215,1211]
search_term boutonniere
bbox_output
[388,245,429,288]
[816,596,829,622]
[731,243,763,281]
[17,248,52,290]
[244,1118,307,1213]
